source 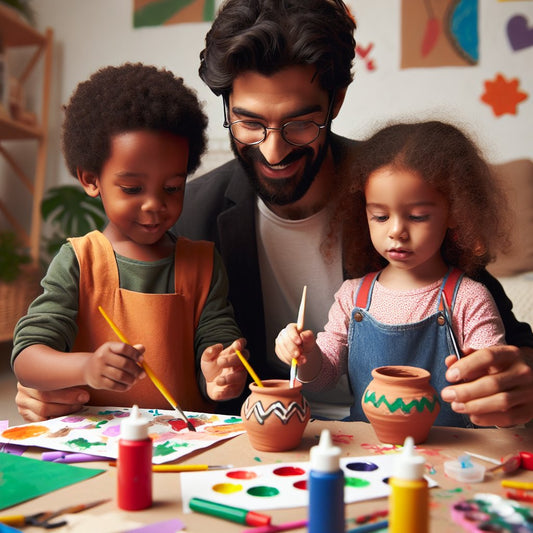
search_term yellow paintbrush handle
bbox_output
[236,349,263,387]
[0,516,26,526]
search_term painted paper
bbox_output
[401,0,479,68]
[0,406,244,465]
[180,455,438,512]
[480,73,529,116]
[133,0,216,27]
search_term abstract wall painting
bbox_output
[401,0,479,68]
[0,406,244,464]
[180,455,438,512]
[133,0,216,27]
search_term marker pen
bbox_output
[189,497,271,526]
[389,436,428,533]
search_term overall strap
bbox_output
[355,271,380,310]
[438,267,464,312]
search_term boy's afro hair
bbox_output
[62,63,208,177]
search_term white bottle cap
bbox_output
[120,404,149,440]
[393,436,425,480]
[310,429,341,472]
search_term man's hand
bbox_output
[16,383,90,422]
[441,345,533,427]
[201,338,248,402]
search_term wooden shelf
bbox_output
[0,115,42,140]
[0,4,45,47]
[0,6,53,268]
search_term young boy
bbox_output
[12,63,248,412]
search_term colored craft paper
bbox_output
[180,455,438,512]
[133,0,216,27]
[0,406,244,465]
[0,453,104,510]
[401,0,479,68]
[126,519,186,532]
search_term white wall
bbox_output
[28,0,533,191]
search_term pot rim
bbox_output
[248,378,302,393]
[371,365,431,381]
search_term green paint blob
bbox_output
[66,437,106,450]
[345,477,371,488]
[153,440,190,456]
[223,416,242,424]
[247,485,280,497]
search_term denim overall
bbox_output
[347,267,470,427]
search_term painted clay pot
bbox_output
[361,365,440,444]
[241,379,311,452]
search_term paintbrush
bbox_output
[236,349,263,387]
[441,293,462,360]
[290,285,307,388]
[98,306,196,432]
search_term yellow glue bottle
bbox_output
[389,436,429,533]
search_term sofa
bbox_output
[487,159,533,329]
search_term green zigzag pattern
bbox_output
[363,391,439,413]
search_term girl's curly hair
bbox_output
[62,63,207,177]
[333,121,512,278]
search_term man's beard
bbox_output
[230,136,330,206]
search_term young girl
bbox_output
[275,120,511,427]
[12,64,248,414]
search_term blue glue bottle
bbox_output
[308,429,344,533]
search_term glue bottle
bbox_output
[117,404,152,510]
[308,429,344,533]
[389,436,428,533]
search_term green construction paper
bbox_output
[0,453,105,510]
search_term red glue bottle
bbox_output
[117,404,152,510]
[308,429,344,533]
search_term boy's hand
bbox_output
[201,338,248,401]
[83,342,146,391]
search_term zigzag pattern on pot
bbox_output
[242,398,310,425]
[363,391,439,414]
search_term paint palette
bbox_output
[181,455,438,512]
[0,406,244,464]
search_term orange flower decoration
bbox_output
[481,73,528,117]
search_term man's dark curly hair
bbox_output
[62,63,208,178]
[199,0,356,97]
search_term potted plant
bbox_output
[41,184,106,263]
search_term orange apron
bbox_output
[70,230,214,412]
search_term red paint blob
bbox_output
[294,480,307,490]
[226,470,258,480]
[273,466,306,477]
[168,418,202,431]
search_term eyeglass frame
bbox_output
[222,91,336,147]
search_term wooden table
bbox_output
[4,420,533,532]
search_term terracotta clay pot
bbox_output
[361,365,440,444]
[241,379,310,452]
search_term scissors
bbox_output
[0,498,110,529]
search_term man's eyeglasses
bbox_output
[223,94,335,147]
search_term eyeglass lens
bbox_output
[229,121,322,146]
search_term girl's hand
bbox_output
[201,338,248,401]
[275,323,315,365]
[83,342,145,391]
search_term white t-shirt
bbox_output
[255,198,352,419]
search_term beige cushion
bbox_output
[487,159,533,278]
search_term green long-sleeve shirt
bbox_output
[12,236,242,398]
